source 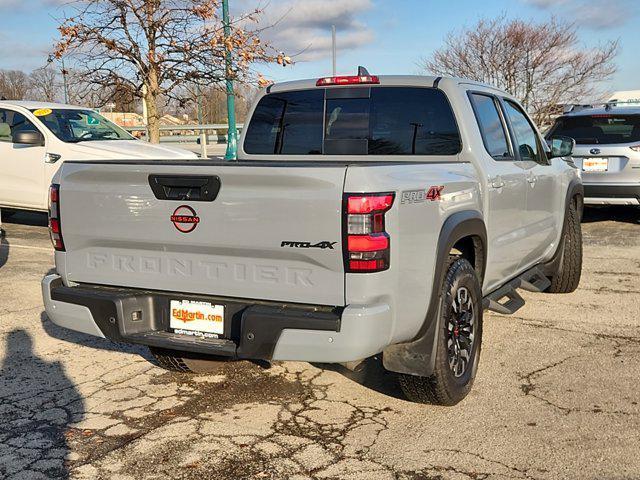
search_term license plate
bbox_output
[582,158,608,172]
[169,300,224,338]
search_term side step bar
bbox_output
[482,267,550,315]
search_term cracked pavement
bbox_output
[0,207,639,480]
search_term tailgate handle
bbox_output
[148,175,221,202]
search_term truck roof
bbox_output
[0,100,88,110]
[266,75,509,97]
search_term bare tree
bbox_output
[420,17,618,125]
[28,67,61,102]
[0,70,31,100]
[54,0,288,143]
[187,84,256,123]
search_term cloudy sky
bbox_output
[0,0,638,93]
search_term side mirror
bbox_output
[518,143,536,161]
[548,135,575,159]
[13,130,44,146]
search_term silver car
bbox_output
[547,105,640,206]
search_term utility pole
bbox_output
[196,83,208,158]
[222,0,238,160]
[332,25,337,76]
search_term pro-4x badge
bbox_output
[400,186,445,204]
[281,241,337,250]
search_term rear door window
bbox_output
[549,114,640,145]
[469,93,511,159]
[244,87,461,156]
[503,100,543,163]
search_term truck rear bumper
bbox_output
[42,274,392,363]
[583,184,640,206]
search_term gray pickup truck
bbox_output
[42,71,583,405]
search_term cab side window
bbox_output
[503,101,543,163]
[469,93,512,160]
[0,109,39,143]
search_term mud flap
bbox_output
[382,211,486,377]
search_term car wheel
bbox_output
[148,347,229,373]
[398,258,483,406]
[546,199,582,293]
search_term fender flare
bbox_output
[383,210,487,377]
[566,178,584,220]
[543,178,583,276]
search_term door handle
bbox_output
[490,177,505,189]
[148,174,221,201]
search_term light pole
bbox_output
[222,0,238,160]
[47,55,70,104]
[332,25,337,76]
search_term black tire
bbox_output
[399,258,483,406]
[149,347,229,373]
[547,199,582,293]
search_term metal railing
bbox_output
[124,123,244,133]
[123,124,245,157]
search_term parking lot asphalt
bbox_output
[0,207,639,480]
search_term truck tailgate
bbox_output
[57,162,347,306]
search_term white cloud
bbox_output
[526,0,571,7]
[0,0,374,68]
[524,0,638,29]
[0,0,68,10]
[0,0,23,9]
[238,0,375,61]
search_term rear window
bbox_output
[243,87,461,156]
[469,93,511,159]
[549,114,640,145]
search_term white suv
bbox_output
[0,101,196,213]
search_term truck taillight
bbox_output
[344,193,394,273]
[316,75,380,86]
[49,184,65,251]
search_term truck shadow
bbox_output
[41,309,406,401]
[0,235,7,270]
[40,311,152,360]
[0,329,84,479]
[313,356,406,400]
[582,206,639,225]
[1,210,48,227]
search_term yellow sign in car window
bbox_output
[33,108,53,117]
